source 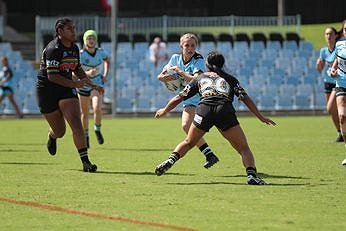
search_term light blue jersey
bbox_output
[319,46,336,84]
[164,52,205,107]
[79,48,108,92]
[335,37,346,88]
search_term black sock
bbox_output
[169,152,180,163]
[78,148,90,163]
[246,167,257,177]
[199,143,213,156]
[49,134,56,140]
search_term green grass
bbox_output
[0,116,345,230]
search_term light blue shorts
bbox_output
[183,94,200,108]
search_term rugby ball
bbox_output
[164,68,183,92]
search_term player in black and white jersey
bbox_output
[36,17,102,172]
[154,51,276,185]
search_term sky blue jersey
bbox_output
[164,52,205,107]
[79,48,108,90]
[319,46,336,84]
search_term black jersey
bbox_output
[37,37,81,87]
[179,72,247,106]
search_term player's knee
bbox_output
[55,129,66,138]
[181,123,190,133]
[339,114,346,124]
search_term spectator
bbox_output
[149,36,168,67]
[0,56,23,118]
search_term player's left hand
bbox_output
[155,108,166,118]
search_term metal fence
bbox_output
[0,15,4,40]
[35,14,301,61]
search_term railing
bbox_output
[35,14,301,62]
[0,15,4,40]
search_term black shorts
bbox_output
[77,88,92,97]
[193,103,239,132]
[335,87,346,97]
[36,85,79,114]
[324,82,336,94]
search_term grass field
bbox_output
[0,115,345,230]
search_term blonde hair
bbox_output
[180,33,199,46]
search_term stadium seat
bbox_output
[117,33,130,42]
[132,33,147,43]
[167,33,181,42]
[286,32,301,45]
[269,32,284,45]
[283,40,298,50]
[98,33,111,43]
[276,94,293,110]
[235,33,250,45]
[200,33,216,42]
[217,33,234,44]
[117,97,134,112]
[252,32,267,44]
[293,95,312,110]
[258,94,276,110]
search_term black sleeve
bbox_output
[228,76,247,98]
[178,77,199,100]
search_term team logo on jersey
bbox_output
[46,60,59,67]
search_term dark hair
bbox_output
[206,51,235,80]
[337,19,346,39]
[54,17,73,37]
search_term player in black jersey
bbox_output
[154,51,276,185]
[36,17,103,172]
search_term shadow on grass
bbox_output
[99,147,172,152]
[72,170,195,176]
[219,172,310,180]
[0,162,59,165]
[0,149,41,152]
[168,181,314,186]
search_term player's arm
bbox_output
[330,58,339,77]
[155,95,183,118]
[173,66,200,82]
[316,57,325,73]
[102,57,110,82]
[157,68,175,82]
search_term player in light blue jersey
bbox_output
[157,33,219,168]
[77,30,110,147]
[316,27,343,142]
[330,20,346,165]
[0,56,23,118]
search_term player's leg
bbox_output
[155,123,206,176]
[182,105,219,168]
[219,125,266,185]
[43,109,66,156]
[326,89,343,142]
[8,94,23,118]
[91,90,104,144]
[78,94,90,148]
[59,98,97,172]
[336,93,346,165]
